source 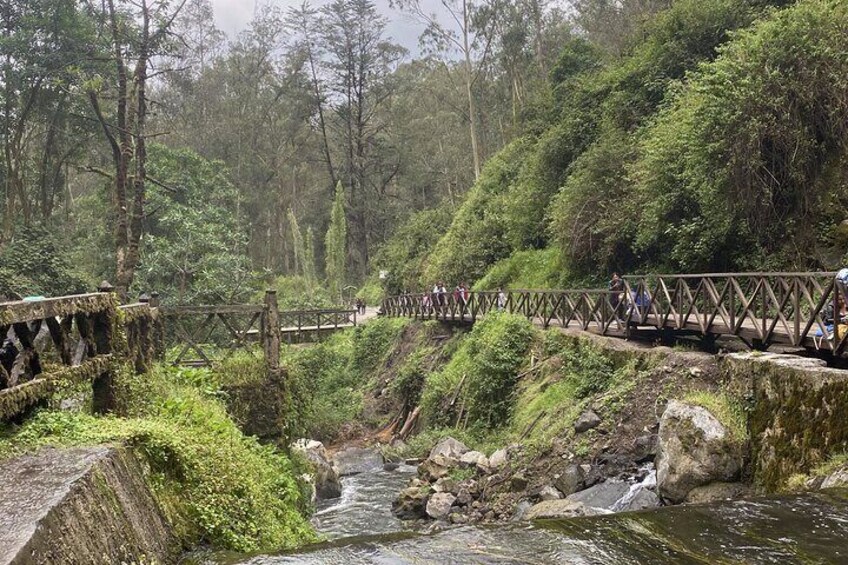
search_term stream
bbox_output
[202,458,848,564]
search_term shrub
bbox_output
[0,366,315,552]
[420,314,535,428]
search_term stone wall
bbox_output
[723,353,848,491]
[0,446,178,565]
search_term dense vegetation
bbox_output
[0,362,316,552]
[379,0,848,291]
[5,0,839,304]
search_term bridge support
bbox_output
[263,290,282,379]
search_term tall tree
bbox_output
[304,226,317,283]
[287,207,306,276]
[286,2,337,189]
[391,0,500,180]
[324,181,347,301]
[322,0,405,278]
[0,0,97,237]
[87,0,189,298]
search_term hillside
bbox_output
[374,0,848,295]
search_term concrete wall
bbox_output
[0,446,178,565]
[724,353,848,491]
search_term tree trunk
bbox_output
[463,0,482,181]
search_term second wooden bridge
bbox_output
[382,272,848,356]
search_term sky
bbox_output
[210,0,429,53]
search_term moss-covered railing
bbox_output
[0,288,160,421]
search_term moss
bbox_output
[0,364,316,553]
[731,356,848,491]
[0,356,115,421]
[682,390,747,443]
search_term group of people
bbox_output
[354,297,367,315]
[405,283,508,315]
[419,282,471,311]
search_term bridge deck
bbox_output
[382,273,846,355]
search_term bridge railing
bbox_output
[0,292,159,420]
[620,273,840,349]
[382,271,847,354]
[279,308,357,332]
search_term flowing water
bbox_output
[203,462,848,565]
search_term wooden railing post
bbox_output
[92,281,116,414]
[263,290,281,374]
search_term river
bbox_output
[202,462,848,564]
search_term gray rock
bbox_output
[510,472,529,491]
[685,481,751,503]
[633,434,659,463]
[525,500,612,520]
[610,485,661,512]
[538,486,563,501]
[460,450,488,469]
[449,513,469,524]
[489,448,508,470]
[433,477,458,494]
[566,480,631,510]
[574,410,602,433]
[291,439,341,499]
[426,492,457,519]
[822,468,848,489]
[655,400,743,503]
[455,488,474,506]
[393,486,431,519]
[511,500,533,521]
[419,456,451,481]
[429,437,470,464]
[554,465,585,496]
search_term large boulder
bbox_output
[553,465,586,496]
[525,500,612,520]
[538,486,563,501]
[655,401,743,503]
[822,468,848,489]
[489,448,508,470]
[459,450,488,470]
[426,492,457,519]
[429,438,470,464]
[565,480,631,510]
[609,484,660,512]
[418,455,452,481]
[393,486,431,519]
[291,439,341,499]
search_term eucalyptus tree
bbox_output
[390,0,502,180]
[321,0,406,278]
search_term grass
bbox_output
[811,452,848,478]
[683,390,748,443]
[0,363,316,553]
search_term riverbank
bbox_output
[274,315,848,528]
[0,359,317,562]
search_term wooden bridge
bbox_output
[0,287,367,421]
[381,272,848,356]
[160,298,362,365]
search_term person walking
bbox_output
[609,272,625,316]
[497,288,507,311]
[836,268,848,306]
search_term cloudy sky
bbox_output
[210,0,429,52]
